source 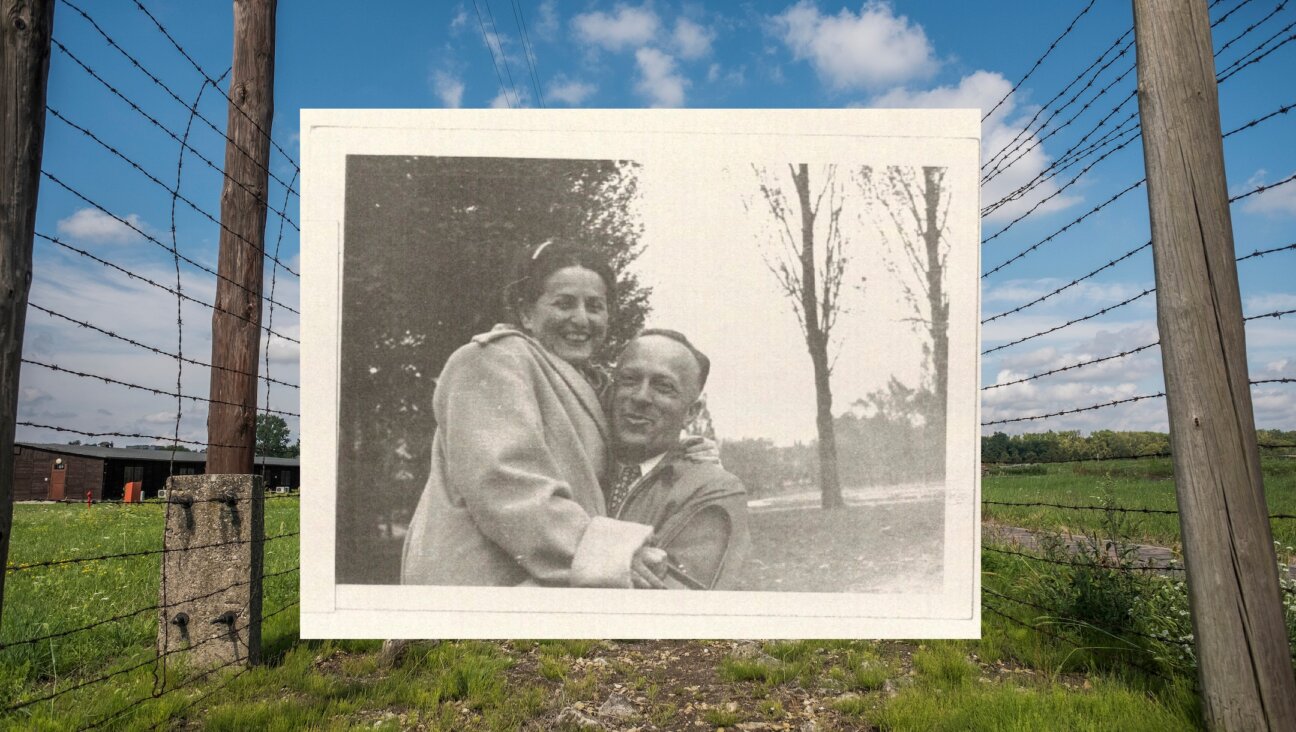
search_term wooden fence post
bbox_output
[1132,0,1296,728]
[207,0,277,474]
[0,0,55,623]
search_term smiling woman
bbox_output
[400,241,667,589]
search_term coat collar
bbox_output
[472,325,610,445]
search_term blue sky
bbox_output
[18,0,1296,448]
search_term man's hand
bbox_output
[631,546,668,589]
[680,435,721,465]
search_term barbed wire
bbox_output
[258,165,300,476]
[982,243,1150,324]
[984,545,1182,574]
[981,29,1132,178]
[1245,307,1296,321]
[15,421,250,452]
[1217,18,1296,83]
[983,132,1143,245]
[1215,0,1289,59]
[47,37,298,230]
[20,359,299,419]
[983,117,1140,218]
[39,171,299,316]
[57,0,300,200]
[982,442,1295,466]
[27,302,299,389]
[129,0,301,172]
[83,595,301,730]
[981,342,1160,391]
[44,104,299,277]
[981,287,1155,356]
[984,499,1180,515]
[982,391,1167,427]
[5,531,299,574]
[982,179,1145,277]
[34,233,298,344]
[1223,100,1295,137]
[0,566,300,652]
[1212,0,1261,28]
[1230,169,1296,204]
[983,587,1194,650]
[983,0,1098,122]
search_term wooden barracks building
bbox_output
[11,443,300,501]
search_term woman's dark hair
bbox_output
[502,240,618,319]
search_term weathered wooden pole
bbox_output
[1133,0,1296,728]
[0,0,55,622]
[207,0,276,474]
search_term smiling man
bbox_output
[606,329,751,590]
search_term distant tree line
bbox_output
[721,423,1296,496]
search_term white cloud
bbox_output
[772,0,936,90]
[56,208,146,244]
[450,6,468,32]
[573,4,659,52]
[536,0,559,40]
[1244,292,1296,314]
[673,17,715,59]
[547,76,597,105]
[635,47,688,107]
[1238,169,1296,217]
[707,63,746,86]
[489,87,531,108]
[431,71,464,108]
[872,70,1083,223]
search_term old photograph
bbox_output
[300,110,980,637]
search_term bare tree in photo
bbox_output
[748,163,850,509]
[858,166,951,463]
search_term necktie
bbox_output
[607,463,641,517]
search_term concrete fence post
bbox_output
[157,474,264,667]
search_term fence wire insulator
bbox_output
[982,287,1155,356]
[129,0,300,172]
[983,179,1146,279]
[981,341,1160,391]
[982,0,1098,122]
[39,171,299,316]
[28,302,300,389]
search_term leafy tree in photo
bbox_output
[336,157,651,582]
[255,414,295,458]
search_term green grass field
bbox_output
[983,455,1296,549]
[2,459,1294,729]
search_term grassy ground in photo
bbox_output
[4,457,1296,729]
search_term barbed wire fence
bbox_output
[1,0,301,727]
[976,0,1296,689]
[0,0,1293,727]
